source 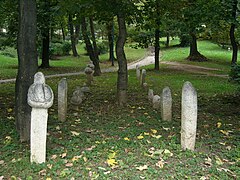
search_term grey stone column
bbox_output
[161,87,172,121]
[58,78,67,122]
[28,72,54,163]
[181,81,198,151]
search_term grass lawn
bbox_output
[0,40,239,179]
[0,63,239,179]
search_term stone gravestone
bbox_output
[27,72,54,164]
[140,69,146,87]
[148,89,154,102]
[70,86,85,111]
[87,63,95,71]
[161,87,172,121]
[152,95,161,110]
[84,67,93,86]
[58,78,67,122]
[181,81,198,151]
[136,65,141,81]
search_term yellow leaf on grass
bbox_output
[46,178,52,180]
[72,155,82,162]
[70,131,80,136]
[144,132,150,136]
[124,137,130,141]
[215,156,223,165]
[107,159,118,167]
[217,122,222,128]
[150,129,157,134]
[136,165,148,171]
[156,160,164,168]
[7,108,13,113]
[137,135,144,140]
[151,134,162,139]
[220,130,229,136]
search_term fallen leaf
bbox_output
[219,130,229,136]
[70,131,80,136]
[0,160,4,165]
[72,155,82,162]
[204,157,212,166]
[163,127,170,131]
[150,129,157,134]
[60,153,67,158]
[7,108,13,113]
[51,154,57,159]
[65,163,73,167]
[136,165,148,171]
[144,132,150,136]
[47,164,52,169]
[163,149,173,156]
[103,171,111,175]
[38,169,47,176]
[151,134,162,139]
[107,158,118,167]
[215,156,223,165]
[137,135,144,140]
[83,157,88,162]
[46,178,52,180]
[156,160,164,168]
[124,137,130,141]
[86,146,96,151]
[217,122,222,128]
[55,126,60,130]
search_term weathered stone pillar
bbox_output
[27,72,54,163]
[136,65,141,81]
[148,89,154,102]
[161,87,172,121]
[58,78,67,122]
[84,67,93,86]
[152,95,161,110]
[181,81,198,151]
[140,69,146,86]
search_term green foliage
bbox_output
[96,41,108,54]
[128,29,154,48]
[229,64,240,84]
[50,42,72,57]
[0,46,17,58]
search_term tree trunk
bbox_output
[81,17,101,76]
[187,31,207,61]
[89,17,99,59]
[61,23,65,41]
[154,1,160,70]
[40,29,50,68]
[16,0,38,142]
[116,13,128,106]
[68,14,78,57]
[230,0,238,65]
[154,28,160,70]
[166,33,170,48]
[107,20,116,66]
[75,24,80,45]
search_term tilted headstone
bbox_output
[148,89,154,102]
[140,69,146,86]
[181,81,198,151]
[58,78,67,122]
[161,87,172,121]
[84,67,94,86]
[152,95,161,110]
[70,86,85,111]
[27,72,54,164]
[136,65,141,81]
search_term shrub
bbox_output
[62,42,71,55]
[0,46,17,58]
[97,41,108,54]
[229,64,240,84]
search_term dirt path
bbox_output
[0,55,228,84]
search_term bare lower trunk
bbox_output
[116,13,128,106]
[16,0,38,142]
[107,20,116,66]
[187,32,207,61]
[230,0,238,65]
[154,28,160,70]
[81,17,101,76]
[68,14,78,57]
[40,29,50,68]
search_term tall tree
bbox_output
[229,0,238,65]
[107,19,116,66]
[16,0,38,142]
[116,12,128,106]
[68,13,79,57]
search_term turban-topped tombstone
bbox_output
[27,72,54,164]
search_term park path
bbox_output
[0,55,227,84]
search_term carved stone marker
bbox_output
[148,89,154,102]
[136,65,141,81]
[87,63,95,71]
[70,86,85,111]
[140,69,146,86]
[84,67,93,86]
[152,95,161,110]
[161,87,172,121]
[181,81,198,151]
[27,72,54,163]
[58,78,67,122]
